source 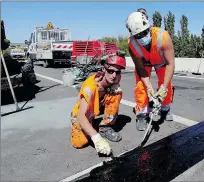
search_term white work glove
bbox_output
[155,84,168,102]
[91,133,112,155]
[146,83,155,102]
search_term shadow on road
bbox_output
[1,84,61,106]
[92,109,132,133]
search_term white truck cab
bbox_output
[25,22,73,67]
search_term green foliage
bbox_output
[152,11,162,27]
[101,36,130,56]
[164,11,175,37]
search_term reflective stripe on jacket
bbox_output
[128,27,169,66]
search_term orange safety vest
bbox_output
[71,74,100,122]
[128,27,168,66]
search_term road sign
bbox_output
[47,22,54,29]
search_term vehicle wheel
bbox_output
[43,60,50,68]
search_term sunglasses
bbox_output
[105,68,121,75]
[134,28,150,40]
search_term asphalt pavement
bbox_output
[1,64,204,181]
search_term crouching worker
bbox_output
[70,50,126,156]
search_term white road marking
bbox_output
[36,73,198,127]
[164,74,204,80]
[60,146,136,182]
[36,73,63,84]
[36,73,199,181]
[121,99,135,107]
[120,99,197,127]
[126,69,204,80]
[153,72,204,80]
[60,163,102,182]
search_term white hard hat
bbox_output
[126,12,150,36]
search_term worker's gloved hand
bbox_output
[146,82,155,102]
[155,84,168,102]
[151,97,162,115]
[91,133,112,155]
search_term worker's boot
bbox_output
[136,114,148,131]
[160,109,173,121]
[99,125,122,142]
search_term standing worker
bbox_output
[137,8,149,19]
[70,50,126,156]
[125,12,175,131]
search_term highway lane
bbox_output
[1,64,203,181]
[33,65,204,122]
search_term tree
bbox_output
[200,25,204,57]
[180,15,190,40]
[117,36,129,56]
[201,25,204,49]
[152,11,162,27]
[179,15,190,57]
[173,32,181,57]
[188,34,198,58]
[163,11,180,56]
[101,36,130,56]
[101,37,117,43]
[164,11,175,38]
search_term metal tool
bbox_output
[140,97,162,146]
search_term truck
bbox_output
[25,22,73,68]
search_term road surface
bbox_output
[1,64,204,181]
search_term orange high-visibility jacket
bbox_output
[128,27,169,66]
[72,74,100,121]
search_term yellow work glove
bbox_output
[146,83,155,102]
[91,133,112,155]
[155,84,168,102]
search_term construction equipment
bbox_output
[1,20,37,112]
[68,40,119,82]
[140,97,162,146]
[62,50,125,88]
[71,40,118,66]
[25,22,73,68]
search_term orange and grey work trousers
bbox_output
[134,65,174,116]
[71,93,122,148]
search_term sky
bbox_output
[2,1,204,43]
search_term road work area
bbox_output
[1,65,204,181]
